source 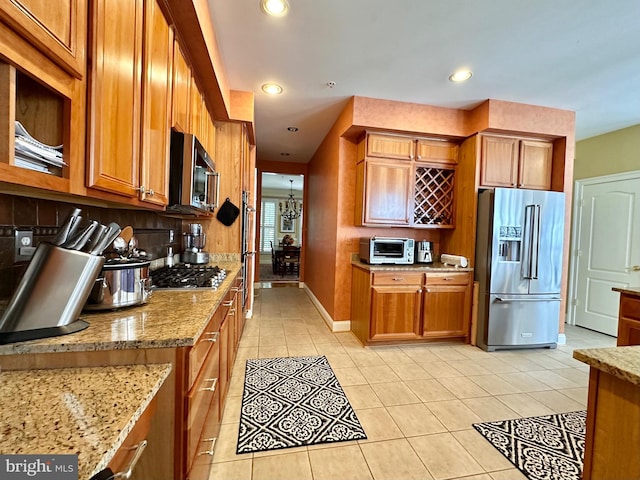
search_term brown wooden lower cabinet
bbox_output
[423,272,472,339]
[0,271,245,480]
[582,367,640,479]
[107,390,165,480]
[615,291,640,346]
[351,265,472,345]
[187,389,221,480]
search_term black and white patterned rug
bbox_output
[237,355,367,454]
[473,410,586,480]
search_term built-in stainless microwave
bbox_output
[167,130,219,215]
[359,237,415,264]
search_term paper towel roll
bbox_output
[440,253,468,268]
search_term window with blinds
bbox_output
[260,199,276,252]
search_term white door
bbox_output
[571,172,640,336]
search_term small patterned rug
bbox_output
[473,410,586,480]
[237,355,367,454]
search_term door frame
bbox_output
[567,169,640,325]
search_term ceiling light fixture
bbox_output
[260,0,289,17]
[449,69,473,82]
[280,179,302,221]
[287,126,299,132]
[261,83,283,95]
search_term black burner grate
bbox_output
[150,264,226,289]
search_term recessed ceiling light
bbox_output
[287,126,299,132]
[260,0,289,17]
[261,83,283,95]
[449,69,473,82]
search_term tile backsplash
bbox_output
[0,193,182,300]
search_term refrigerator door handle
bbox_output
[531,205,541,279]
[522,205,534,279]
[494,297,562,302]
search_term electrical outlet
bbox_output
[15,230,35,263]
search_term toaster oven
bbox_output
[359,237,415,264]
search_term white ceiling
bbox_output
[209,0,640,164]
[261,172,303,191]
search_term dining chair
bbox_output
[282,246,300,276]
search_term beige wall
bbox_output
[574,124,640,179]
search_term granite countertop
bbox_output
[573,346,640,386]
[612,286,640,298]
[0,261,241,356]
[0,363,172,479]
[351,258,473,273]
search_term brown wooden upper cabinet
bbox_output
[139,0,173,207]
[416,139,458,165]
[356,158,413,226]
[87,0,173,207]
[480,134,553,190]
[0,0,87,78]
[0,1,87,195]
[171,38,191,134]
[365,133,416,160]
[356,132,458,228]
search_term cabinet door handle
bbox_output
[392,277,404,281]
[231,287,240,292]
[200,378,218,392]
[113,440,147,479]
[198,438,217,456]
[222,300,233,307]
[228,308,236,316]
[203,332,219,343]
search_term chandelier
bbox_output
[279,179,302,221]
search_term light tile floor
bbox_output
[210,284,616,480]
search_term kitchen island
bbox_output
[0,260,243,480]
[612,286,640,346]
[573,346,640,480]
[0,363,171,479]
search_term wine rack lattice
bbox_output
[413,167,455,226]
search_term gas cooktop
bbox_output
[150,264,227,289]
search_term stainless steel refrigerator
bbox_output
[475,188,565,351]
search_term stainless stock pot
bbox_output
[83,258,151,310]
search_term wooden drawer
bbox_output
[186,344,220,467]
[187,309,222,389]
[186,391,220,480]
[372,271,423,286]
[620,296,640,321]
[108,395,156,477]
[424,272,470,286]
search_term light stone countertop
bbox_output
[0,363,172,479]
[351,258,473,273]
[0,261,241,356]
[573,346,640,386]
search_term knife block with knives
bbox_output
[0,209,121,345]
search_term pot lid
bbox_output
[103,258,151,270]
